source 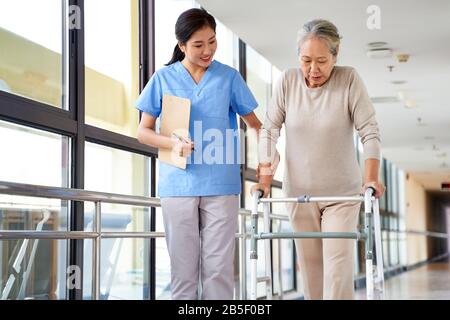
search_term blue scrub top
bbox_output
[135,60,258,197]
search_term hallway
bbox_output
[356,260,450,300]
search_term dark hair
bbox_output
[165,8,216,66]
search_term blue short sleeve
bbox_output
[134,72,162,118]
[230,71,258,116]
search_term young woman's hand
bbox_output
[172,137,194,158]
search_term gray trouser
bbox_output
[160,195,239,300]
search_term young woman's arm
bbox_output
[137,112,194,157]
[240,111,262,138]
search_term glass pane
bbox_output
[84,0,140,137]
[155,238,171,299]
[0,239,68,299]
[0,120,70,187]
[153,160,171,299]
[271,66,284,182]
[0,0,63,108]
[0,120,70,300]
[214,20,238,68]
[84,142,152,299]
[82,238,150,300]
[84,142,149,197]
[246,46,272,169]
[154,0,199,71]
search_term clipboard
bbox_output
[158,94,191,169]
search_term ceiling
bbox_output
[198,0,450,190]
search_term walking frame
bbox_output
[250,187,385,300]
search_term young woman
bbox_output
[135,8,261,300]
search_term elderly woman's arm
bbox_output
[251,73,286,197]
[364,159,385,198]
[349,69,385,198]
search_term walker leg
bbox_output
[250,192,260,300]
[372,199,385,299]
[366,258,374,300]
[263,202,273,299]
[364,189,375,300]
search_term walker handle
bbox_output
[367,186,376,196]
[256,189,264,199]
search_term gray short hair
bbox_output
[297,19,342,56]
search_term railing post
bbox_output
[239,213,247,300]
[92,201,101,300]
[277,221,283,300]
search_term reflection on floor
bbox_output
[355,261,450,300]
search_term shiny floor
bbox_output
[355,261,450,300]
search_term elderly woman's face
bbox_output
[299,37,337,88]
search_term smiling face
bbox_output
[179,26,217,69]
[299,36,337,88]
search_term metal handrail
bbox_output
[0,181,160,207]
[1,181,447,300]
[0,180,289,300]
[382,229,449,239]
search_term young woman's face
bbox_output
[299,37,337,88]
[180,26,217,69]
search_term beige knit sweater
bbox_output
[259,66,381,196]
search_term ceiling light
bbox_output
[370,96,400,104]
[404,99,417,108]
[397,91,406,101]
[367,48,393,59]
[391,80,407,85]
[398,91,417,108]
[367,41,388,48]
[397,54,410,63]
[424,136,435,140]
[416,117,427,127]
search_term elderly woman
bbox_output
[251,19,385,300]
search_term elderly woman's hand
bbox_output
[361,181,386,199]
[251,183,271,198]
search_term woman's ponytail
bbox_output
[165,44,185,66]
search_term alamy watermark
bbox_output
[68,5,81,30]
[367,5,381,30]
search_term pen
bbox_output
[172,133,195,151]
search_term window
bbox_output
[84,0,140,137]
[83,143,151,299]
[214,20,238,68]
[0,120,69,187]
[245,46,272,170]
[0,0,64,108]
[154,0,199,71]
[0,120,70,299]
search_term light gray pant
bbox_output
[160,195,239,300]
